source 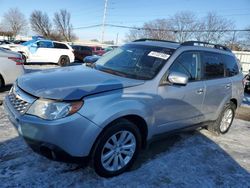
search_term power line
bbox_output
[73,24,102,30]
[105,24,250,33]
[73,23,250,33]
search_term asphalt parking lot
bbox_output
[0,65,250,187]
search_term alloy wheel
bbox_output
[101,130,136,172]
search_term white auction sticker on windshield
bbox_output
[148,51,170,60]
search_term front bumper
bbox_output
[4,96,102,157]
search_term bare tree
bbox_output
[125,19,175,42]
[2,8,27,38]
[194,12,234,43]
[125,28,144,42]
[53,9,76,41]
[169,11,198,42]
[30,10,53,38]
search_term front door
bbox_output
[155,51,205,134]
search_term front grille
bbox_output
[8,93,31,114]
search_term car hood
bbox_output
[17,65,145,100]
[0,44,27,52]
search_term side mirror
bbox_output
[31,43,38,48]
[83,55,100,64]
[168,72,188,85]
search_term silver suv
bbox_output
[4,39,244,177]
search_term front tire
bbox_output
[92,119,141,177]
[207,102,236,135]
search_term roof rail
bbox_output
[133,38,179,44]
[181,41,231,52]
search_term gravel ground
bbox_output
[0,65,250,187]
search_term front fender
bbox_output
[78,91,155,137]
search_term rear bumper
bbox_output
[4,96,102,157]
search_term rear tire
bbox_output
[92,119,141,177]
[21,54,27,64]
[0,75,4,89]
[207,102,236,135]
[58,56,70,66]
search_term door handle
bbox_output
[196,88,204,94]
[225,83,231,89]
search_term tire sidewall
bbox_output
[93,119,141,177]
[0,76,4,89]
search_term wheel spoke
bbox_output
[104,142,114,150]
[121,143,135,150]
[122,133,133,144]
[111,135,118,145]
[102,150,114,162]
[113,155,119,170]
[118,131,128,144]
[120,150,133,157]
[118,154,125,167]
[103,154,115,168]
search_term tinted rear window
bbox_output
[54,42,69,49]
[202,52,239,80]
[203,52,224,79]
[222,55,239,77]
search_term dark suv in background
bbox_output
[71,45,93,61]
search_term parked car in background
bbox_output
[71,45,93,61]
[90,46,105,56]
[244,69,250,93]
[0,48,25,88]
[0,40,12,45]
[13,40,27,44]
[4,39,244,177]
[0,39,75,66]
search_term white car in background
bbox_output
[1,39,75,66]
[0,48,25,88]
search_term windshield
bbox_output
[21,39,36,46]
[95,44,174,80]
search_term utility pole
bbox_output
[116,33,119,45]
[101,0,108,44]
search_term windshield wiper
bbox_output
[97,66,130,78]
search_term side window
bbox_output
[37,41,53,48]
[53,42,69,49]
[222,55,239,77]
[202,52,224,80]
[169,52,200,81]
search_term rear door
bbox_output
[201,51,232,121]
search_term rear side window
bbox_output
[222,55,239,77]
[202,52,224,79]
[54,42,69,49]
[169,52,201,81]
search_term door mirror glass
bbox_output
[31,43,38,48]
[168,72,188,85]
[83,55,100,64]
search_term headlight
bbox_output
[26,99,83,120]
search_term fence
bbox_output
[233,51,250,75]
